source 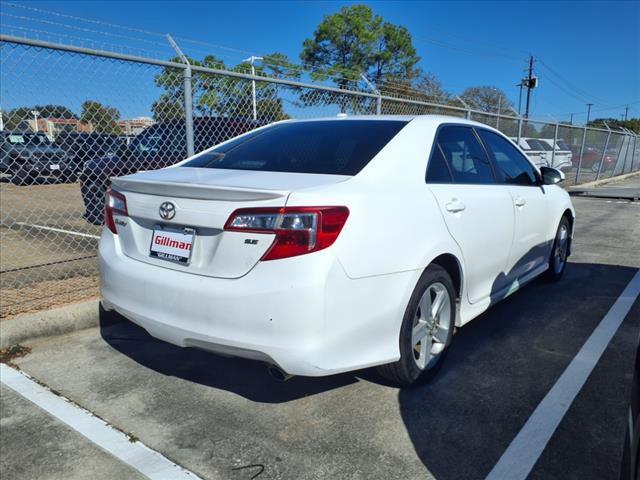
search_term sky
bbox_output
[1,0,639,124]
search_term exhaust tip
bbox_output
[267,364,293,382]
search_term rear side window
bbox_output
[425,145,452,182]
[183,120,408,176]
[429,126,495,184]
[477,129,538,186]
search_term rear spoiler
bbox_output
[111,177,286,202]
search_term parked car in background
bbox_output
[539,138,573,170]
[569,144,617,173]
[510,137,549,167]
[81,117,264,224]
[0,131,73,185]
[55,132,123,182]
[99,115,574,386]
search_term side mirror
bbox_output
[540,166,565,185]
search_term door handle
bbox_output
[514,196,526,207]
[445,199,466,213]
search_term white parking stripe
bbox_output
[16,222,100,239]
[486,270,640,480]
[0,364,202,480]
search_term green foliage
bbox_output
[4,105,77,130]
[152,53,299,122]
[460,86,514,115]
[300,4,420,107]
[80,101,122,135]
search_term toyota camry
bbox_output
[99,115,575,386]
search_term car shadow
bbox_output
[99,318,361,403]
[397,261,638,479]
[99,259,637,475]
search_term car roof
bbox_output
[285,114,493,130]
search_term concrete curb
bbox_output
[0,300,99,348]
[569,171,640,190]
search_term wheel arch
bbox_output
[561,207,575,256]
[430,253,463,302]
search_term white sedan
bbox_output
[99,115,575,386]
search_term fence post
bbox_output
[575,126,588,184]
[551,123,559,168]
[632,134,638,173]
[167,34,195,157]
[618,131,630,175]
[517,118,523,144]
[360,74,382,115]
[455,96,471,119]
[595,123,612,181]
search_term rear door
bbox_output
[426,125,514,304]
[477,129,550,283]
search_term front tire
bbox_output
[545,216,571,282]
[378,265,456,387]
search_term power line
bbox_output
[537,59,619,107]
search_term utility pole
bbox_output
[624,105,629,121]
[524,55,534,119]
[586,103,593,126]
[569,113,574,125]
[244,55,263,121]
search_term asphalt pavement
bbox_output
[1,176,639,480]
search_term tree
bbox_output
[80,101,122,135]
[589,117,640,134]
[152,53,299,122]
[300,4,420,106]
[4,105,77,130]
[460,86,514,115]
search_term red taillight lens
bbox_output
[105,187,128,234]
[224,206,349,261]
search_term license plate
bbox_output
[150,226,195,265]
[50,164,60,170]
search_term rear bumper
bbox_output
[99,230,416,376]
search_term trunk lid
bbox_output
[110,167,350,278]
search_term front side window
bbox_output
[432,126,495,184]
[477,129,538,186]
[183,120,408,176]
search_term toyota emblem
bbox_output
[159,201,176,220]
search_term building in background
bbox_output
[118,117,154,135]
[25,118,92,138]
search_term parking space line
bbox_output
[486,270,640,480]
[0,364,202,480]
[16,222,100,239]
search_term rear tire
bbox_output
[377,264,456,387]
[545,216,571,282]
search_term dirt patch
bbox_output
[0,344,31,364]
[1,275,99,319]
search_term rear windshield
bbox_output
[182,120,408,176]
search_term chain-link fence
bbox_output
[1,34,639,317]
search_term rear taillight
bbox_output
[105,187,128,234]
[224,206,349,261]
